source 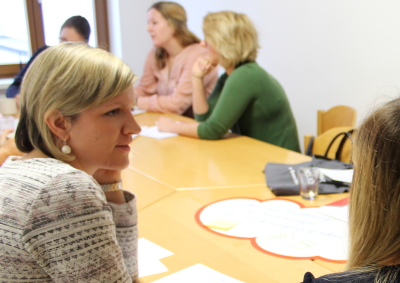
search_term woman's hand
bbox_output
[157,116,178,133]
[157,117,199,138]
[192,57,215,79]
[93,169,126,204]
[92,169,121,184]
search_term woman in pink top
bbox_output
[134,1,218,117]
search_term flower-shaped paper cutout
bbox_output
[196,198,348,263]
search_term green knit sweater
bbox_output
[195,62,300,152]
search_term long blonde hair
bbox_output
[150,1,200,69]
[16,42,136,162]
[202,11,259,69]
[346,97,400,281]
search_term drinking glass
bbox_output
[297,167,320,200]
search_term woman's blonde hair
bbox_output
[346,97,400,281]
[15,42,137,162]
[150,1,200,69]
[202,11,259,69]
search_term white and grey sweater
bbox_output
[0,158,138,283]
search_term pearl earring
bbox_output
[61,140,71,154]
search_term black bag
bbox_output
[265,130,353,196]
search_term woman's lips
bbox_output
[116,145,130,151]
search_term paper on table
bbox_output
[198,198,348,261]
[206,219,239,231]
[138,238,174,278]
[139,238,174,260]
[139,257,169,278]
[152,263,245,283]
[317,168,353,183]
[131,106,146,116]
[311,205,349,223]
[139,126,178,139]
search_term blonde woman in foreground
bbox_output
[0,43,140,282]
[157,11,300,152]
[303,98,400,282]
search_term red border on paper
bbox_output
[195,197,347,263]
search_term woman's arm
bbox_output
[93,169,126,204]
[196,66,257,140]
[191,57,216,115]
[23,172,138,281]
[136,45,219,115]
[6,46,49,98]
[157,116,199,138]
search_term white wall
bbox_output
[110,0,400,152]
[108,0,153,78]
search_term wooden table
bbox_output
[130,113,310,190]
[122,112,348,282]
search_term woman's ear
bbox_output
[45,110,72,141]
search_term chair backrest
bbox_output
[311,126,353,163]
[317,105,357,135]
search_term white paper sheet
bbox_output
[152,264,245,283]
[317,167,353,183]
[139,126,178,139]
[311,205,349,223]
[138,238,174,278]
[138,238,174,260]
[139,257,168,278]
[199,199,348,261]
[131,106,146,116]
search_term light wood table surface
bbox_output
[182,186,348,274]
[121,167,174,211]
[131,112,311,190]
[137,192,341,283]
[128,112,348,282]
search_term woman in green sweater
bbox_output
[157,11,300,152]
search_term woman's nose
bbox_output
[124,114,141,136]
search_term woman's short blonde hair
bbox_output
[15,42,137,162]
[150,1,200,69]
[347,97,400,279]
[202,11,259,69]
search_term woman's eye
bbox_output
[105,109,120,116]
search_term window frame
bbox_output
[0,0,109,79]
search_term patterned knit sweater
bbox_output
[0,158,138,283]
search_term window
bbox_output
[0,0,109,79]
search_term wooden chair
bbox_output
[304,126,353,163]
[317,105,357,135]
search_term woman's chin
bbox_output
[104,159,130,171]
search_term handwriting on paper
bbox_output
[198,198,348,262]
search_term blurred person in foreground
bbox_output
[0,42,140,282]
[304,97,400,282]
